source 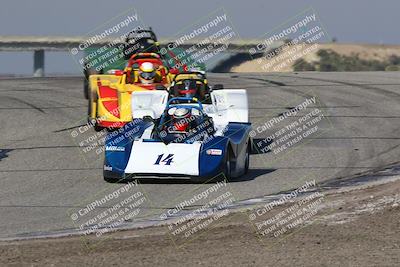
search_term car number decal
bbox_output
[154,153,174,165]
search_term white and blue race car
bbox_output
[103,88,252,182]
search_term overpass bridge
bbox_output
[0,36,282,76]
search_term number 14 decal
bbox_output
[154,154,174,165]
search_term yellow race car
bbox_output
[88,53,177,130]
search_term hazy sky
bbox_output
[1,0,399,75]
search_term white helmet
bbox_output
[139,62,156,84]
[173,107,191,119]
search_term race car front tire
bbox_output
[244,143,250,174]
[190,146,232,183]
[223,149,232,181]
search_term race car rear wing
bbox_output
[210,89,249,123]
[130,89,248,123]
[131,90,169,119]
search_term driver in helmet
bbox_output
[138,62,156,84]
[171,107,193,132]
[171,79,205,100]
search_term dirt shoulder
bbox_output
[1,179,400,267]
